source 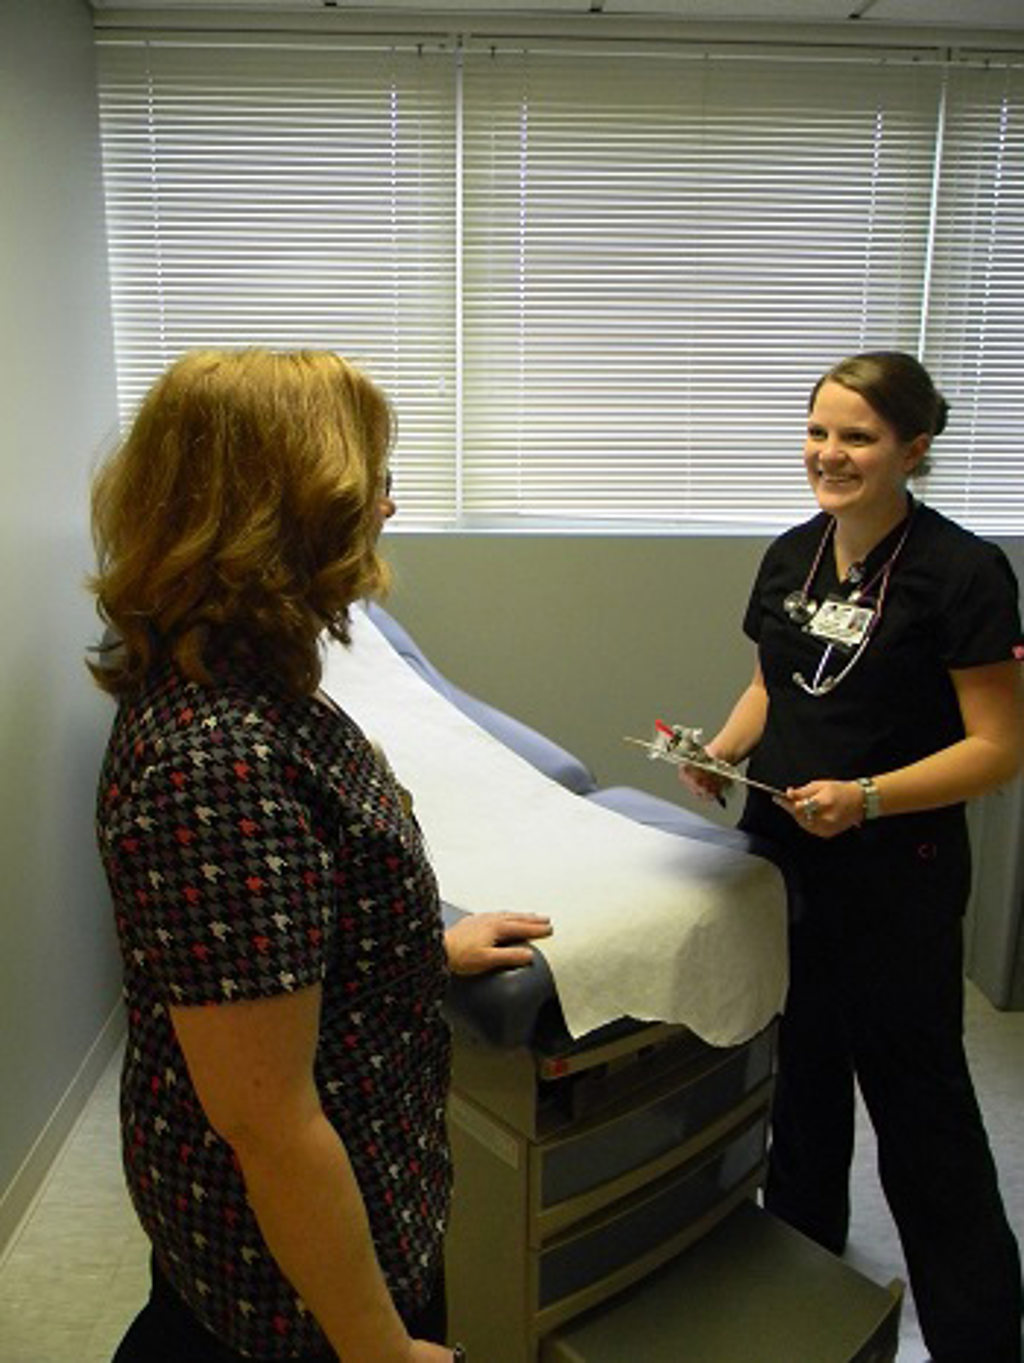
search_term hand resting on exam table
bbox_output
[446,912,553,975]
[336,604,788,1044]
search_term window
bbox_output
[97,35,458,516]
[922,57,1024,530]
[96,30,1024,533]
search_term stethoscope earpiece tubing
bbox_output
[788,506,916,697]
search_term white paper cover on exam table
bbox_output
[322,608,787,1046]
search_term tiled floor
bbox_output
[1,982,1020,1363]
[845,980,1024,1362]
[0,1053,149,1363]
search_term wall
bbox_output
[382,532,767,808]
[0,0,122,1251]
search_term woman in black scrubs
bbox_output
[682,351,1023,1363]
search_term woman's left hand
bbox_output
[445,912,553,976]
[775,779,864,839]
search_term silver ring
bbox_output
[802,798,819,820]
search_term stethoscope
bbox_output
[784,506,916,697]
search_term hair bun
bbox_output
[934,393,949,436]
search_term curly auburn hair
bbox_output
[88,348,393,699]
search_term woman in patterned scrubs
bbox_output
[89,349,549,1363]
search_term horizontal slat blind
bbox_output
[97,36,459,523]
[461,43,942,528]
[97,31,1024,533]
[922,58,1024,534]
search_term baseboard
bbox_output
[0,999,126,1264]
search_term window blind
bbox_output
[461,42,942,528]
[921,57,1024,533]
[96,31,1024,534]
[97,35,459,523]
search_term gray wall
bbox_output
[0,0,122,1248]
[381,533,768,813]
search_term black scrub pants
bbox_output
[763,834,1022,1363]
[111,1253,448,1363]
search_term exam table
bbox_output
[331,607,903,1363]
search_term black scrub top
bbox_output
[740,499,1023,866]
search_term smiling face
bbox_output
[804,380,929,531]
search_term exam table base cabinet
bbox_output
[445,1019,776,1363]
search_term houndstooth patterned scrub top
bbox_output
[96,659,452,1358]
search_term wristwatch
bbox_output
[857,776,881,821]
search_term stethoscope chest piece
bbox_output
[784,590,817,627]
[787,505,917,698]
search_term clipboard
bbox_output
[624,734,787,800]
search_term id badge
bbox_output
[805,595,876,651]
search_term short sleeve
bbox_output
[935,540,1023,670]
[743,544,776,644]
[102,707,336,1007]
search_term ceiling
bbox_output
[87,0,1024,34]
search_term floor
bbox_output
[0,983,1020,1363]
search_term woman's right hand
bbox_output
[678,759,731,805]
[408,1341,459,1362]
[677,736,733,805]
[676,663,767,808]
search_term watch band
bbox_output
[857,776,881,821]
